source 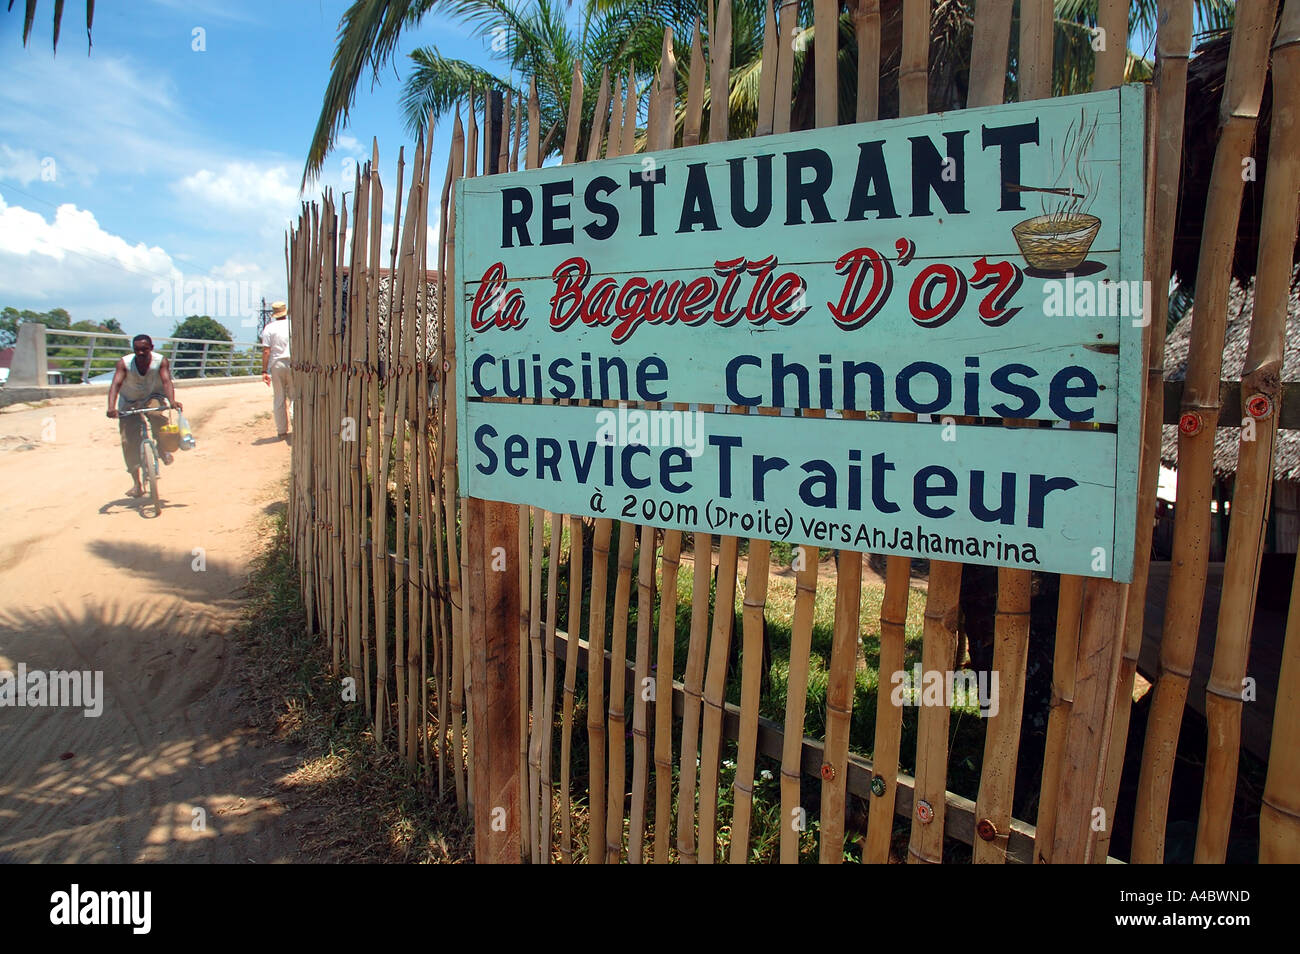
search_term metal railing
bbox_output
[43,329,263,384]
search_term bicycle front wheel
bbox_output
[140,439,161,516]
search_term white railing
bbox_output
[42,329,263,384]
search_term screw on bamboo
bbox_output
[709,0,731,142]
[1096,0,1193,863]
[654,530,682,863]
[604,523,637,862]
[1200,0,1300,864]
[962,1,1035,866]
[445,110,468,810]
[852,0,880,123]
[973,568,1031,863]
[677,535,715,862]
[697,534,740,863]
[1131,2,1279,863]
[863,556,910,862]
[559,513,584,861]
[629,524,657,862]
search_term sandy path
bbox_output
[0,381,304,863]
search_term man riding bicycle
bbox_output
[105,334,183,499]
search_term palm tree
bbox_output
[9,0,94,51]
[397,0,673,162]
[305,0,1236,184]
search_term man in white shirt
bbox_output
[260,301,292,440]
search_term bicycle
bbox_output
[117,399,175,516]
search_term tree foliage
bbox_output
[171,315,234,379]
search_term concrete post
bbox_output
[9,323,48,387]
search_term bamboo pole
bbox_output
[709,0,731,143]
[432,145,455,793]
[622,65,637,156]
[863,556,909,862]
[368,140,391,747]
[1094,0,1128,90]
[444,110,468,809]
[819,551,862,863]
[898,0,929,117]
[1035,575,1081,861]
[1018,0,1053,101]
[687,18,708,144]
[773,0,796,134]
[1131,2,1279,863]
[586,518,613,862]
[677,535,714,862]
[967,0,1012,107]
[1263,530,1300,860]
[563,65,584,166]
[1201,0,1300,864]
[629,524,657,862]
[853,0,881,122]
[518,504,533,859]
[391,144,413,762]
[779,546,820,863]
[728,538,771,862]
[654,529,682,863]
[973,568,1031,863]
[813,0,837,128]
[586,67,612,162]
[527,507,545,861]
[559,513,584,861]
[1097,0,1192,862]
[697,534,740,863]
[604,523,636,862]
[907,564,963,863]
[540,511,561,863]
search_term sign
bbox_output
[457,86,1146,580]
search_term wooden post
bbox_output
[470,496,522,863]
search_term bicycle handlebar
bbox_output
[116,400,173,417]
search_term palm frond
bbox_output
[401,47,519,137]
[302,0,443,187]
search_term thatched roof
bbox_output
[1161,273,1300,482]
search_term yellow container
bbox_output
[157,424,182,454]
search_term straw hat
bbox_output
[271,301,288,319]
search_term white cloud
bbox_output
[172,161,299,239]
[0,146,49,187]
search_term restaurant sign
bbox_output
[456,86,1146,580]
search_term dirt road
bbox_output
[0,381,303,863]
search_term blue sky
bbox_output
[0,0,506,341]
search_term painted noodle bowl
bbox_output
[1012,212,1102,271]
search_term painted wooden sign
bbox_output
[457,86,1146,580]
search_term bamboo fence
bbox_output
[283,0,1300,864]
